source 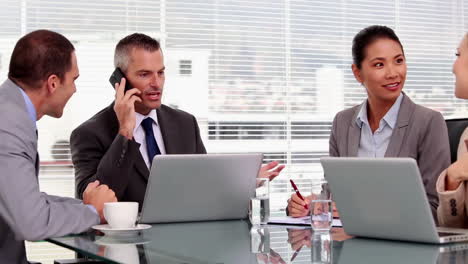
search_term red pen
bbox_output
[290,245,303,262]
[290,179,309,210]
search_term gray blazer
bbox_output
[329,93,451,218]
[71,103,206,210]
[0,79,99,263]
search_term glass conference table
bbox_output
[47,220,468,264]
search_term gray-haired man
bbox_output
[71,33,284,210]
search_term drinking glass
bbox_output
[249,178,270,225]
[310,179,332,232]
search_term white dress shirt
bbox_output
[355,93,403,158]
[134,109,166,168]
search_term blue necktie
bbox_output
[141,118,161,166]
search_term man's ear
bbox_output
[46,74,60,94]
[351,64,363,84]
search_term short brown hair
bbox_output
[8,29,75,89]
[114,33,161,72]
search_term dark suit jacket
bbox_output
[329,93,451,218]
[71,103,207,209]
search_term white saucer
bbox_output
[92,224,151,237]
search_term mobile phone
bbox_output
[109,68,132,92]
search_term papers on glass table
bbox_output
[268,216,342,227]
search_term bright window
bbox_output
[0,0,466,262]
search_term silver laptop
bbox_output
[320,157,468,244]
[140,153,263,223]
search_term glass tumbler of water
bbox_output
[311,232,332,264]
[310,179,332,232]
[249,178,270,225]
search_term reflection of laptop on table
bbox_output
[321,157,468,244]
[140,154,263,223]
[143,220,252,264]
[338,237,468,264]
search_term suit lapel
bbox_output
[131,105,175,180]
[3,80,40,177]
[133,106,170,180]
[130,107,168,180]
[107,103,150,181]
[347,103,362,157]
[134,151,150,180]
[156,106,173,154]
[385,93,413,157]
[35,130,39,177]
[35,153,39,178]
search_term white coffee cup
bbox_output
[104,202,138,229]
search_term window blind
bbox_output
[0,0,466,262]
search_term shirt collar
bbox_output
[135,109,159,132]
[382,93,403,129]
[355,93,403,130]
[355,101,368,129]
[17,83,37,127]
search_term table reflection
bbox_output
[337,238,468,264]
[94,236,149,263]
[47,221,468,264]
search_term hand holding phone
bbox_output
[109,68,132,92]
[110,68,141,140]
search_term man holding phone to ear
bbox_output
[71,33,284,208]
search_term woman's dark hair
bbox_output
[352,25,404,69]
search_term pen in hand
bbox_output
[290,245,303,261]
[290,179,309,210]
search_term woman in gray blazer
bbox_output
[437,34,468,227]
[288,25,450,219]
